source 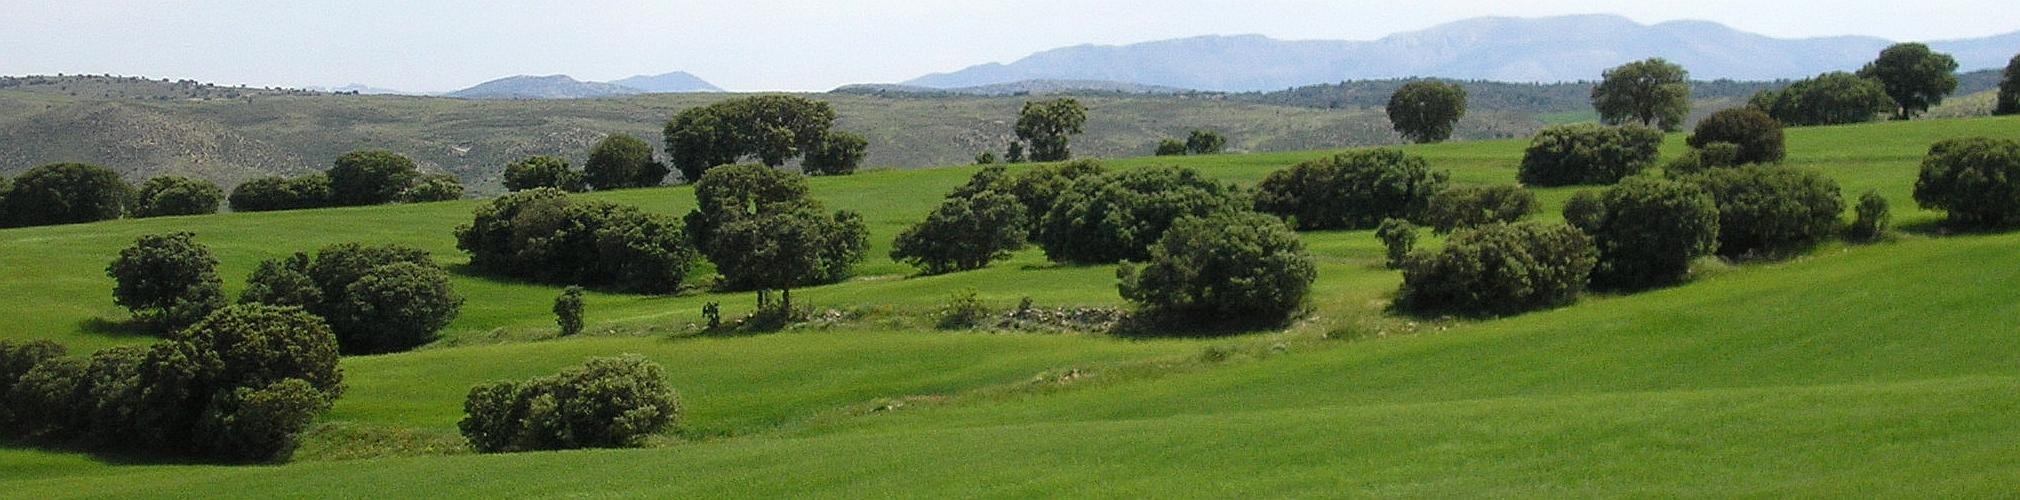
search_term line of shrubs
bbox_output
[230,150,463,212]
[0,164,231,228]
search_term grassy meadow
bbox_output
[1,115,2017,496]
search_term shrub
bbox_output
[1664,142,1744,175]
[937,290,993,329]
[108,304,346,461]
[0,340,67,401]
[240,253,322,308]
[555,286,585,337]
[975,152,997,165]
[174,304,345,398]
[106,232,227,333]
[1749,71,1894,126]
[1690,166,1844,258]
[1,163,131,227]
[134,176,223,217]
[891,190,1029,274]
[1254,149,1449,230]
[664,96,839,181]
[1567,177,1721,290]
[1375,218,1417,269]
[80,346,148,445]
[1517,124,1663,186]
[4,357,89,439]
[332,262,463,354]
[1423,185,1539,233]
[457,189,697,293]
[327,150,420,206]
[1849,190,1892,242]
[683,164,811,252]
[1688,108,1786,165]
[1186,130,1227,154]
[229,175,331,212]
[1387,81,1468,143]
[951,160,1108,238]
[1155,139,1188,156]
[706,202,868,291]
[196,378,328,462]
[459,355,680,453]
[802,131,868,175]
[1117,212,1316,325]
[503,156,586,192]
[1913,137,2020,228]
[589,134,671,189]
[1397,222,1597,316]
[1038,166,1247,263]
[399,173,464,202]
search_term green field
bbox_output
[3,116,2018,496]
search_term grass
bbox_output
[2,115,2017,496]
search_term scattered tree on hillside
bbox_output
[1186,130,1227,154]
[1118,211,1316,326]
[1998,53,2020,116]
[685,164,867,296]
[1858,43,1959,120]
[503,156,586,192]
[1748,72,1895,126]
[1914,137,2020,228]
[802,130,868,175]
[1397,222,1596,316]
[1253,148,1449,230]
[1155,139,1188,156]
[1687,108,1786,165]
[663,95,854,181]
[327,150,420,206]
[1015,98,1088,162]
[229,175,331,212]
[245,243,461,354]
[399,173,464,202]
[1006,142,1027,163]
[891,190,1029,274]
[1037,166,1246,263]
[133,176,223,218]
[1517,124,1663,186]
[105,232,227,333]
[1386,81,1468,143]
[1,163,131,228]
[949,160,1108,239]
[585,134,669,190]
[1592,58,1690,131]
[456,189,697,294]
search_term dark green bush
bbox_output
[327,150,420,206]
[459,355,680,453]
[1155,139,1188,156]
[106,232,227,333]
[1397,222,1597,316]
[587,134,669,189]
[333,262,463,354]
[1517,124,1663,186]
[950,160,1109,239]
[1690,165,1843,258]
[1849,190,1891,242]
[802,131,867,176]
[1665,142,1744,175]
[228,175,332,212]
[1688,108,1786,165]
[134,176,223,217]
[503,156,586,192]
[4,357,88,439]
[1,163,131,227]
[1254,149,1449,230]
[456,189,697,294]
[1038,166,1247,263]
[1376,218,1417,269]
[555,286,585,337]
[240,253,322,308]
[80,346,147,445]
[196,378,327,462]
[0,340,67,403]
[685,165,867,291]
[1749,71,1894,126]
[1186,130,1227,154]
[399,173,464,202]
[1566,177,1721,290]
[1423,185,1539,233]
[891,190,1029,274]
[1913,137,2020,228]
[1117,212,1316,325]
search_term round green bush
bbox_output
[1253,149,1449,230]
[2,163,131,227]
[228,175,332,212]
[1423,185,1539,234]
[1690,165,1843,258]
[457,189,696,293]
[1913,137,2020,228]
[1566,176,1721,290]
[1116,212,1316,325]
[134,176,223,217]
[460,355,680,453]
[1849,190,1891,242]
[327,150,419,206]
[503,156,586,192]
[1688,108,1786,165]
[1517,124,1663,187]
[1038,166,1246,263]
[892,190,1029,274]
[1397,222,1596,316]
[333,262,463,354]
[106,232,227,332]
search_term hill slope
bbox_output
[445,75,644,99]
[607,71,723,93]
[906,14,2020,91]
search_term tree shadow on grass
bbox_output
[1106,310,1299,339]
[77,317,162,339]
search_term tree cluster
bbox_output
[1387,81,1469,143]
[891,188,1029,274]
[460,355,678,453]
[1858,43,1959,120]
[1396,222,1596,316]
[230,175,333,212]
[1517,124,1663,187]
[232,150,461,212]
[663,96,862,182]
[1748,72,1894,126]
[1036,165,1246,263]
[241,243,463,354]
[455,188,697,294]
[1254,148,1450,230]
[0,163,132,228]
[503,155,587,192]
[1156,130,1229,156]
[685,164,868,293]
[2000,54,2020,116]
[1914,137,2020,228]
[950,160,1108,240]
[0,304,343,463]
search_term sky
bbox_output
[5,0,2018,92]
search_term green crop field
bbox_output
[2,116,2017,497]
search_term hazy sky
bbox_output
[5,0,2017,92]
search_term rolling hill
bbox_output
[2,115,2017,496]
[905,14,2020,91]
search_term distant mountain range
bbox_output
[904,14,2020,92]
[834,79,1194,96]
[445,72,722,100]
